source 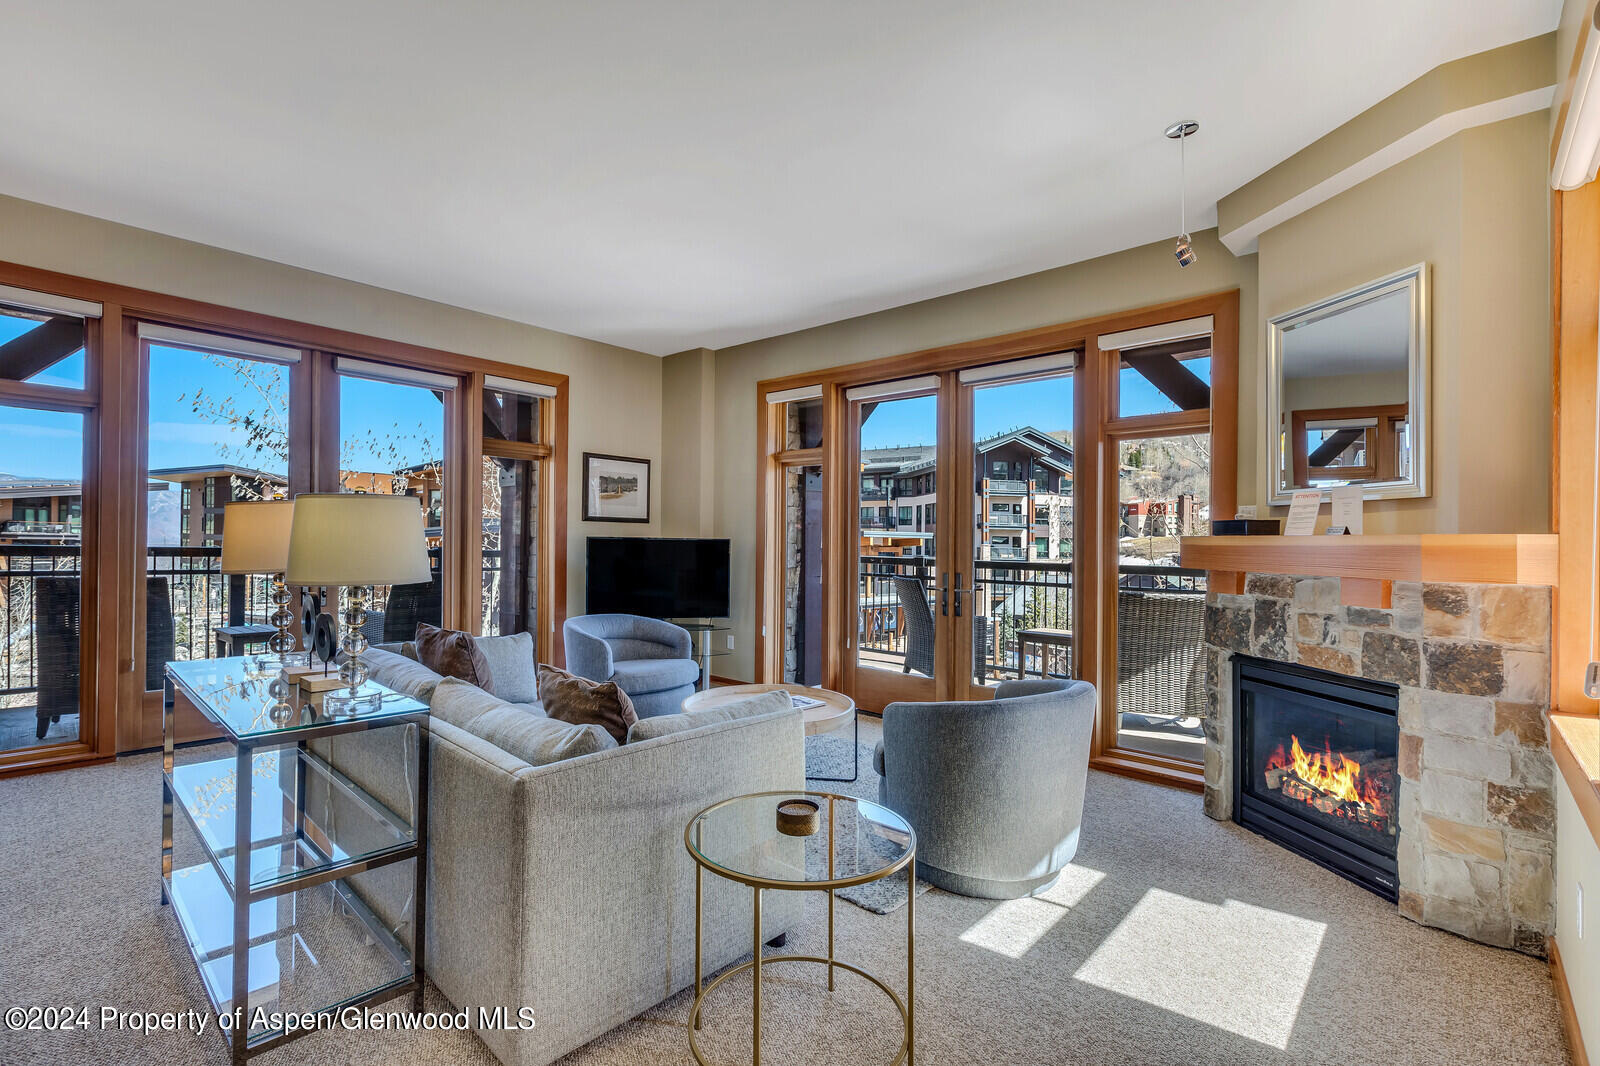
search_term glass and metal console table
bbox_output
[671,620,732,691]
[685,791,916,1065]
[161,656,430,1065]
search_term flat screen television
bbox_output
[585,537,730,619]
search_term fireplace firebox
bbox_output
[1233,655,1400,900]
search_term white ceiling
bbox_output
[0,2,1558,355]
[1283,289,1412,379]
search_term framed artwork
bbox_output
[582,452,651,522]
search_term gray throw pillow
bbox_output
[431,677,612,766]
[474,631,539,703]
[357,647,442,703]
[626,689,792,743]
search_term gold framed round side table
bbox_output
[681,683,859,782]
[684,790,916,1065]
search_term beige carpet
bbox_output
[0,718,1571,1066]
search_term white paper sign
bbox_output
[1284,490,1322,536]
[1330,485,1365,535]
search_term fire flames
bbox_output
[1264,734,1387,813]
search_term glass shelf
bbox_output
[165,859,413,1044]
[167,748,414,896]
[167,657,428,743]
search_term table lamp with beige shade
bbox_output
[286,493,432,716]
[218,498,303,666]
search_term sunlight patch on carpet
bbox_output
[1072,888,1326,1049]
[957,865,1106,959]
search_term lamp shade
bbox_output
[285,493,432,588]
[218,499,295,574]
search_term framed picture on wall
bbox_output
[582,452,651,522]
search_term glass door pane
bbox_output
[854,389,938,691]
[145,344,290,677]
[782,463,823,685]
[338,374,445,642]
[0,405,86,751]
[481,455,538,637]
[1114,432,1209,759]
[969,370,1076,688]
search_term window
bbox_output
[898,506,913,522]
[203,479,216,509]
[0,302,86,389]
[14,497,50,523]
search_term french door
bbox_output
[841,355,1078,711]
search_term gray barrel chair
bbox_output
[874,678,1096,898]
[562,614,699,718]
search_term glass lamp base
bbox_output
[323,688,383,717]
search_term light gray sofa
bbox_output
[874,678,1096,899]
[563,614,700,717]
[318,643,806,1066]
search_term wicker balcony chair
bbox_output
[383,571,443,644]
[1115,591,1206,721]
[891,575,990,682]
[34,575,175,738]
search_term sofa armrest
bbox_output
[626,616,693,659]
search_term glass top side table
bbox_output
[684,790,917,1065]
[161,656,430,1065]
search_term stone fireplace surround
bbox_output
[1203,574,1555,955]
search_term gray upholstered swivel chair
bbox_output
[563,614,699,718]
[874,678,1096,898]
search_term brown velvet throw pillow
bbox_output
[414,623,496,693]
[538,663,638,744]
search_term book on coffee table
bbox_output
[789,693,826,711]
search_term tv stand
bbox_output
[670,619,730,691]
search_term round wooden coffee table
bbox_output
[683,683,858,782]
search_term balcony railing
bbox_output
[987,513,1026,528]
[986,479,1029,494]
[0,543,453,712]
[855,555,1206,686]
[988,545,1027,560]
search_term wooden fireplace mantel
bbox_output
[1178,534,1558,607]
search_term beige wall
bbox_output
[709,229,1259,681]
[0,193,665,623]
[660,347,717,537]
[1283,369,1408,419]
[1254,111,1551,532]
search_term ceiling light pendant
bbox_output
[1166,120,1199,268]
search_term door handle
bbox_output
[939,572,948,617]
[953,571,964,616]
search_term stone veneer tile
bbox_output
[1421,813,1507,862]
[1423,584,1473,636]
[1361,631,1421,686]
[1346,606,1392,628]
[1252,598,1290,660]
[1419,769,1486,824]
[1391,582,1424,635]
[1424,735,1513,783]
[1245,573,1294,599]
[1477,586,1552,649]
[1293,576,1340,612]
[1494,701,1548,747]
[1296,642,1355,675]
[1398,734,1423,780]
[1419,690,1494,739]
[1423,641,1504,695]
[1501,649,1550,704]
[1205,603,1251,655]
[1487,783,1555,834]
[1296,611,1337,645]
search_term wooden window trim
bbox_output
[0,259,569,776]
[754,290,1239,795]
[1289,402,1409,486]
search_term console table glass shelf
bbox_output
[161,657,430,1065]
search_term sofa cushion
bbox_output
[430,677,613,766]
[627,688,791,743]
[358,647,442,703]
[538,664,638,744]
[473,631,539,703]
[611,656,699,694]
[415,623,496,692]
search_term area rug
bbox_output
[804,734,933,916]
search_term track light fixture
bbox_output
[1166,120,1199,267]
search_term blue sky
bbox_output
[858,359,1211,449]
[0,323,442,479]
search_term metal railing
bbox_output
[988,545,1027,560]
[855,554,1206,683]
[1,543,462,710]
[987,513,1026,528]
[986,479,1029,494]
